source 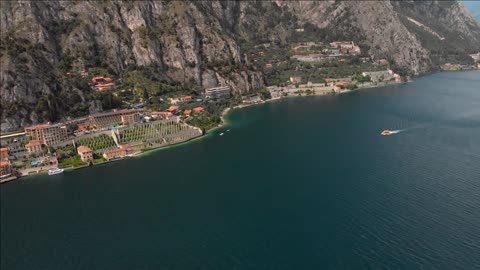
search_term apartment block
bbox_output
[205,86,231,99]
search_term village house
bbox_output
[333,81,352,93]
[0,160,12,178]
[193,107,204,113]
[183,110,192,116]
[264,63,273,68]
[77,146,93,162]
[25,140,42,154]
[335,81,350,87]
[166,106,179,114]
[0,148,8,160]
[102,145,133,161]
[25,123,68,146]
[91,76,113,84]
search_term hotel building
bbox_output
[88,109,142,129]
[25,123,68,146]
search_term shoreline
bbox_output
[5,79,409,182]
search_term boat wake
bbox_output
[389,129,404,134]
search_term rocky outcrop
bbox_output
[1,0,480,132]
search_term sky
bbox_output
[463,1,480,21]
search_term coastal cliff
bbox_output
[1,0,480,132]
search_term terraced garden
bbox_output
[118,121,181,143]
[76,134,117,151]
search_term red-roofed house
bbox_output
[77,146,93,162]
[264,63,273,68]
[91,76,104,83]
[335,81,350,86]
[193,107,204,113]
[166,106,179,112]
[102,145,133,161]
[184,110,192,116]
[0,160,12,178]
[95,83,116,91]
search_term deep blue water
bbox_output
[1,71,480,269]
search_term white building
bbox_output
[205,86,232,99]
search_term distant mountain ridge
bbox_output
[1,0,480,132]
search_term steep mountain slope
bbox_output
[1,0,479,132]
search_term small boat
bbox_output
[227,129,230,132]
[381,130,393,136]
[220,133,224,136]
[48,168,64,175]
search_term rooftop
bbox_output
[90,109,141,118]
[0,160,11,166]
[167,106,179,112]
[25,140,42,147]
[77,145,92,153]
[193,107,204,112]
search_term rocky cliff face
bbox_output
[1,0,480,132]
[277,0,480,74]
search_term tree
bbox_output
[258,87,272,100]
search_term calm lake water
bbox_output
[1,71,480,269]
